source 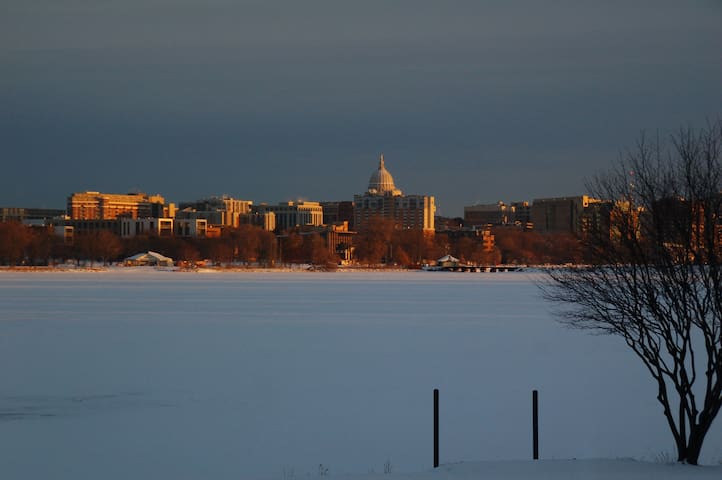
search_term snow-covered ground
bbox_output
[330,459,722,479]
[0,270,720,479]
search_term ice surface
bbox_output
[0,270,720,479]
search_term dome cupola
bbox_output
[367,154,401,195]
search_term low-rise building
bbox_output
[320,201,355,227]
[321,221,356,263]
[177,196,252,228]
[119,217,174,238]
[56,217,207,240]
[0,207,65,224]
[464,201,531,228]
[256,201,324,232]
[54,225,74,245]
[243,208,276,231]
[174,218,207,238]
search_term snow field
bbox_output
[0,270,720,479]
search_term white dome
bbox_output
[367,154,400,195]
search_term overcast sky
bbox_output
[2,0,720,216]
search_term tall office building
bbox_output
[67,191,170,220]
[531,196,610,235]
[353,155,435,231]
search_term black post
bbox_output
[433,388,439,468]
[532,389,539,460]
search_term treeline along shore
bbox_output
[0,219,587,268]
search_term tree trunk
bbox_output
[685,423,712,465]
[674,440,688,463]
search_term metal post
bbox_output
[433,388,439,468]
[532,389,539,460]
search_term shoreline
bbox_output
[0,265,414,273]
[0,264,537,274]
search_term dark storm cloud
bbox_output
[2,1,721,213]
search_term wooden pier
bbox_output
[424,264,523,272]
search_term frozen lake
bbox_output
[0,270,720,479]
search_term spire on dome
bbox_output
[379,154,385,169]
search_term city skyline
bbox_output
[0,159,600,222]
[2,1,720,215]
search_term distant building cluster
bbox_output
[1,155,440,262]
[461,195,612,237]
[1,155,645,264]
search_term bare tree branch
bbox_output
[542,119,722,464]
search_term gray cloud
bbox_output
[1,1,720,213]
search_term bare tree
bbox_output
[74,230,123,266]
[542,121,722,464]
[0,222,33,265]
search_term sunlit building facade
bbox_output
[353,155,435,231]
[177,196,253,228]
[67,191,171,220]
[256,201,324,232]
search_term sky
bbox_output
[2,1,720,217]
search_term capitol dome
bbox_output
[368,154,401,195]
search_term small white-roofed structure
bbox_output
[436,255,460,268]
[124,251,174,267]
